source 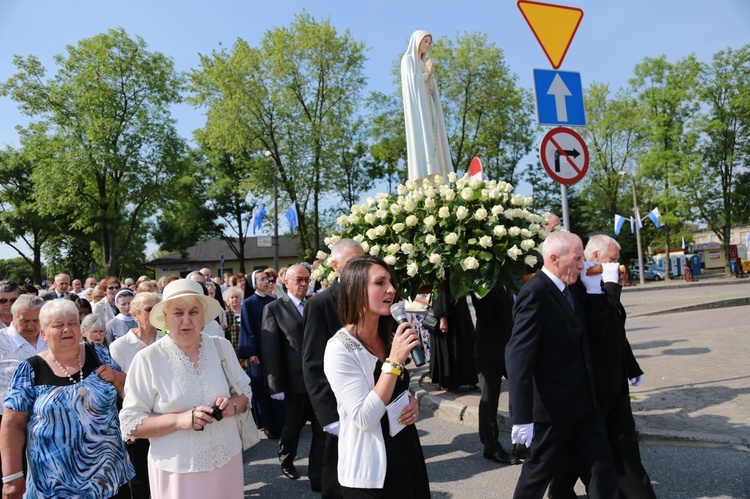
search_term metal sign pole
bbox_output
[561,184,570,231]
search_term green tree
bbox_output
[0,143,59,284]
[629,55,701,279]
[687,45,750,274]
[188,13,369,260]
[1,28,187,277]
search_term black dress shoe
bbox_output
[512,443,531,461]
[281,464,300,480]
[264,429,280,439]
[483,447,521,465]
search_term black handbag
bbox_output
[421,295,439,333]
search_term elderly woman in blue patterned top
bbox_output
[0,299,133,499]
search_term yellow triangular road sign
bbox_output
[517,0,583,69]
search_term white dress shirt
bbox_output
[0,324,47,415]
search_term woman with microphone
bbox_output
[323,255,429,498]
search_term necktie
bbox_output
[563,286,575,311]
[297,300,305,316]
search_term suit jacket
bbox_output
[261,295,307,396]
[505,270,609,425]
[590,281,643,395]
[302,279,342,427]
[40,290,66,301]
[472,288,514,365]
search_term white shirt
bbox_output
[0,324,48,415]
[109,329,167,374]
[324,328,388,489]
[201,320,224,338]
[120,334,252,473]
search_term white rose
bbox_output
[456,206,469,220]
[524,255,538,267]
[425,234,437,245]
[378,199,389,210]
[424,197,436,209]
[491,205,504,216]
[405,179,416,191]
[520,239,536,251]
[350,204,360,215]
[369,245,380,256]
[401,243,414,254]
[365,228,376,239]
[384,255,397,265]
[403,199,416,212]
[493,225,507,237]
[507,245,523,260]
[336,215,348,227]
[509,226,521,237]
[469,178,482,190]
[353,234,365,243]
[360,203,369,213]
[387,243,400,254]
[347,214,360,224]
[366,197,376,207]
[480,189,489,201]
[424,215,437,228]
[461,187,474,200]
[375,225,387,236]
[529,223,541,232]
[474,207,488,221]
[405,215,418,227]
[392,222,406,233]
[445,233,459,245]
[316,250,328,261]
[433,175,445,186]
[429,253,441,265]
[412,190,424,202]
[537,229,548,240]
[406,262,418,277]
[448,171,458,183]
[397,184,406,196]
[360,241,370,253]
[479,235,493,248]
[376,209,387,219]
[364,213,376,225]
[438,206,451,219]
[463,256,480,270]
[424,187,436,199]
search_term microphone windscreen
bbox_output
[390,302,408,324]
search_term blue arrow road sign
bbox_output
[533,69,586,126]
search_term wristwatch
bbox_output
[381,361,402,377]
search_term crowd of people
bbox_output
[0,230,656,498]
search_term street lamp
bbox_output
[264,150,279,271]
[619,171,645,285]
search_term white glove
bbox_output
[323,421,340,436]
[511,423,534,447]
[630,374,644,387]
[602,262,621,284]
[580,262,604,294]
[270,392,286,401]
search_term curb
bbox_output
[410,373,750,452]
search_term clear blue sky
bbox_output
[1,0,748,260]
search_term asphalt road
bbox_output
[240,417,750,498]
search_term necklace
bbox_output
[49,346,87,396]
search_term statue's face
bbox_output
[419,36,432,56]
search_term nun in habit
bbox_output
[401,30,454,183]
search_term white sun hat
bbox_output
[149,279,221,331]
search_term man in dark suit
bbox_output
[548,234,656,499]
[473,287,519,465]
[41,273,70,300]
[505,231,617,499]
[262,264,325,489]
[302,238,364,498]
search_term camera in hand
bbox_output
[210,405,223,421]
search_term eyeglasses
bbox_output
[292,277,311,284]
[0,297,18,305]
[142,307,153,313]
[108,285,120,290]
[267,278,276,283]
[87,329,106,336]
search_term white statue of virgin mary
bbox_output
[401,30,454,183]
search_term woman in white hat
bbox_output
[119,279,252,498]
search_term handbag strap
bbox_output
[212,336,239,396]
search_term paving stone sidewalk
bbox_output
[410,277,750,450]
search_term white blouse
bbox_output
[109,329,167,374]
[119,333,252,473]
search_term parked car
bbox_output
[630,263,666,281]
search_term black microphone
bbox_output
[390,302,426,367]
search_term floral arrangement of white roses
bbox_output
[312,172,552,301]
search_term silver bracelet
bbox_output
[2,470,23,483]
[230,399,238,414]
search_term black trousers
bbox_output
[549,391,656,499]
[278,393,325,489]
[476,360,504,453]
[512,413,618,499]
[322,431,343,498]
[126,438,150,498]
